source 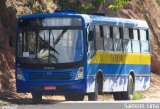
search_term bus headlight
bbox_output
[75,67,84,80]
[16,68,25,81]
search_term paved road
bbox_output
[1,100,160,109]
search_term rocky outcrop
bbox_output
[0,0,15,96]
[0,0,56,98]
[0,0,25,97]
[151,51,160,73]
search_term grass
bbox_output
[0,100,9,106]
[133,91,143,100]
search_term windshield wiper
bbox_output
[54,29,67,45]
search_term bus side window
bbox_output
[140,29,149,53]
[113,26,122,52]
[123,27,132,52]
[104,26,113,51]
[95,25,104,51]
[132,29,140,53]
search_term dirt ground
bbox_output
[143,73,160,100]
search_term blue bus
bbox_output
[14,10,150,103]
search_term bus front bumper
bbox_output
[16,79,86,94]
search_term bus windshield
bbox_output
[17,17,83,64]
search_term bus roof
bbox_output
[20,12,149,29]
[88,15,149,29]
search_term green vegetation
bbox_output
[109,0,129,11]
[58,0,107,13]
[25,0,44,13]
[46,0,54,7]
[58,0,129,13]
[24,0,129,13]
[156,0,160,6]
[0,100,8,106]
[133,91,143,100]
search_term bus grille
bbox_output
[28,71,72,81]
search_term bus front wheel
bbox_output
[64,93,85,101]
[31,92,43,104]
[88,79,98,101]
[113,75,134,100]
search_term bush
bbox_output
[133,91,143,100]
[25,0,43,13]
[156,0,160,6]
[58,0,107,13]
[109,0,129,11]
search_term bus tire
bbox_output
[31,92,43,104]
[88,79,98,101]
[125,75,134,100]
[113,92,121,100]
[65,93,84,101]
[113,75,134,100]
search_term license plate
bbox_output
[44,86,56,90]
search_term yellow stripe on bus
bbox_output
[88,52,151,65]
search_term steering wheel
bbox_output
[41,54,58,63]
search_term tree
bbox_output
[109,0,129,11]
[57,0,107,13]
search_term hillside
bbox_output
[0,0,160,102]
[0,0,57,98]
[115,0,160,100]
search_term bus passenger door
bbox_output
[87,26,96,60]
[86,25,97,93]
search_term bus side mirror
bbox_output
[9,36,14,47]
[88,30,94,41]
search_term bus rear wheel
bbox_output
[113,75,134,100]
[88,79,98,101]
[31,92,43,104]
[65,93,85,101]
